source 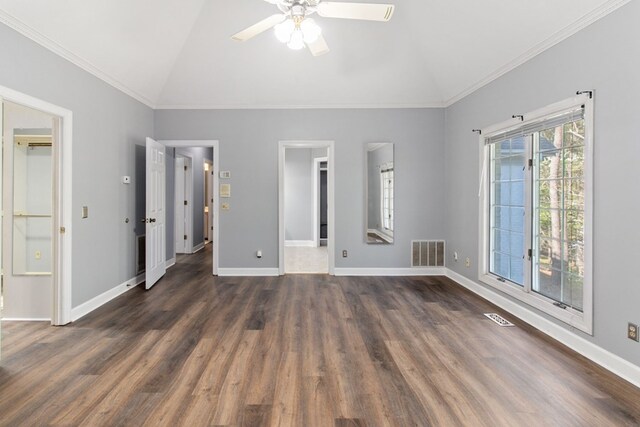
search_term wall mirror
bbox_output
[366,142,394,244]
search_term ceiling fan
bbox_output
[232,0,395,56]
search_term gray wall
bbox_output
[154,108,446,269]
[0,22,154,308]
[444,1,640,366]
[285,148,313,241]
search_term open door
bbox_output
[145,137,166,290]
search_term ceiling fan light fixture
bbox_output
[274,18,295,42]
[287,29,305,50]
[300,18,321,43]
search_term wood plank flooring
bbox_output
[1,246,640,426]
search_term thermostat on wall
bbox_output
[219,171,231,179]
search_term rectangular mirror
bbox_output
[366,142,394,244]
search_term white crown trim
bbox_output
[444,0,631,107]
[0,10,156,108]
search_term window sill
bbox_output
[479,273,592,335]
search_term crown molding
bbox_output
[0,10,156,108]
[444,0,631,107]
[153,102,445,110]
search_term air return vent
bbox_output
[411,240,445,267]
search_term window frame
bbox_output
[478,94,594,334]
[380,165,394,233]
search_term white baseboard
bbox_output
[166,257,176,269]
[1,318,50,322]
[218,268,280,277]
[70,273,145,322]
[193,242,205,253]
[334,267,446,276]
[445,268,640,389]
[285,240,316,247]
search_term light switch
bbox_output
[82,206,89,218]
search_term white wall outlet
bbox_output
[221,203,230,211]
[219,171,231,179]
[454,251,458,262]
[122,176,131,184]
[628,323,639,342]
[465,257,471,268]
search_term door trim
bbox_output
[204,159,214,244]
[0,84,73,325]
[312,156,328,248]
[160,140,219,276]
[279,141,335,275]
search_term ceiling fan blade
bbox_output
[232,14,285,42]
[308,35,330,56]
[317,2,395,22]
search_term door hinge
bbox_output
[184,200,188,206]
[184,234,187,240]
[184,165,187,171]
[60,226,66,234]
[527,248,532,260]
[528,158,533,169]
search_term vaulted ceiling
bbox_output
[0,0,627,108]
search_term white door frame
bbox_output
[204,159,214,244]
[0,84,73,325]
[312,156,328,248]
[279,141,335,275]
[160,140,219,275]
[173,153,194,255]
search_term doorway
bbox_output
[160,140,219,276]
[279,141,335,275]
[0,87,72,327]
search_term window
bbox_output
[381,166,394,232]
[479,95,593,334]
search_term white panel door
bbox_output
[174,157,186,254]
[145,137,166,290]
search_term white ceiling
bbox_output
[0,0,628,108]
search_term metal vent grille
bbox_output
[411,240,445,267]
[484,313,514,327]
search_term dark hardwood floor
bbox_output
[1,246,640,426]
